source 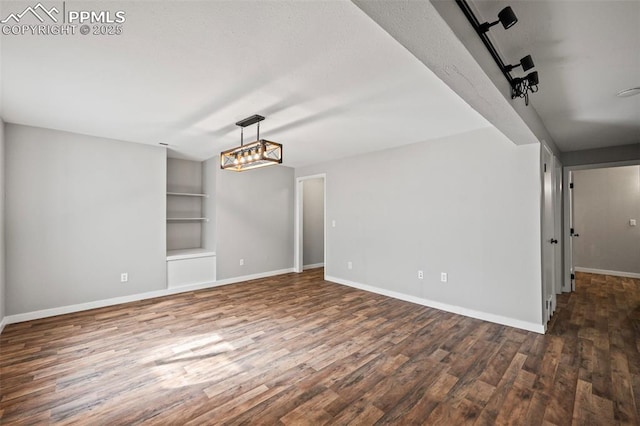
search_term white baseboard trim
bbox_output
[0,316,6,334]
[325,275,545,334]
[303,263,325,270]
[3,268,294,327]
[574,267,640,279]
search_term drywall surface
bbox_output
[303,178,324,266]
[296,127,543,326]
[352,0,558,157]
[562,144,640,167]
[0,119,5,326]
[5,124,166,315]
[573,166,640,274]
[215,164,294,279]
[203,157,217,252]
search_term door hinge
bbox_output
[571,273,575,280]
[544,163,547,173]
[570,227,574,236]
[569,182,574,189]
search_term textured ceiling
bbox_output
[0,0,491,166]
[469,0,640,152]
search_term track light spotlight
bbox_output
[505,55,535,73]
[511,71,539,106]
[479,6,518,33]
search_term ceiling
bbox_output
[469,0,640,152]
[0,0,491,166]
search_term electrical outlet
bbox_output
[239,259,244,266]
[347,261,353,270]
[418,270,424,279]
[440,272,448,283]
[121,273,128,283]
[630,219,637,227]
[332,220,336,228]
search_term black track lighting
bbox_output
[512,72,539,106]
[505,55,535,73]
[478,6,518,33]
[456,1,540,107]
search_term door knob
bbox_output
[550,238,558,244]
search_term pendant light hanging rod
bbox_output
[236,114,264,147]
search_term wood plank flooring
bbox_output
[1,269,638,425]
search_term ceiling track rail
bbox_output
[455,0,539,105]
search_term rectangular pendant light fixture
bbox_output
[220,115,283,172]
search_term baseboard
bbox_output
[3,268,294,327]
[574,267,640,279]
[325,275,545,334]
[0,316,6,334]
[303,263,324,270]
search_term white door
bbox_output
[541,145,557,322]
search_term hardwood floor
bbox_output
[0,269,638,425]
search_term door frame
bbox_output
[562,159,640,292]
[294,174,327,274]
[540,143,557,323]
[554,157,564,295]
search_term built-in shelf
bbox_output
[167,248,216,261]
[167,192,208,198]
[166,158,216,288]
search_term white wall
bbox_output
[5,124,167,315]
[573,166,640,275]
[296,127,543,329]
[303,178,324,267]
[215,164,294,279]
[203,157,217,252]
[562,143,640,167]
[0,118,5,329]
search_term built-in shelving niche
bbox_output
[166,157,216,287]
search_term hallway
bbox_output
[547,272,640,423]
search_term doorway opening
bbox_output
[563,161,640,291]
[294,174,326,274]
